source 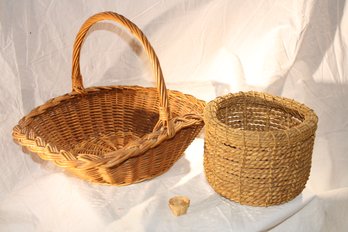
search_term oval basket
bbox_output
[204,91,318,206]
[12,12,205,185]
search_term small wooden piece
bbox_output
[169,196,190,216]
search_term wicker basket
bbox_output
[12,12,205,185]
[204,91,318,206]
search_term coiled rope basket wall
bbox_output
[12,11,205,185]
[204,91,318,206]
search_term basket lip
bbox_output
[15,85,205,128]
[204,91,318,138]
[12,85,205,169]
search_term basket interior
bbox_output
[216,95,305,131]
[21,87,203,157]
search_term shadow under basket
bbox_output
[12,12,205,186]
[204,91,318,206]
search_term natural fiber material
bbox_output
[204,91,318,206]
[12,12,205,185]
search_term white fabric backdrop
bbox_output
[1,0,347,231]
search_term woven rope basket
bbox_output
[12,12,205,186]
[204,91,318,206]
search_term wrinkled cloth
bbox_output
[0,0,347,231]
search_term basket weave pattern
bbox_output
[204,91,318,206]
[12,12,205,185]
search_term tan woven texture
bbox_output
[204,91,318,206]
[12,11,205,185]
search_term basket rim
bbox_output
[12,85,205,169]
[17,85,205,125]
[204,91,318,139]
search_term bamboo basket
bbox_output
[12,11,205,185]
[204,91,318,206]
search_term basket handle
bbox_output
[71,11,173,135]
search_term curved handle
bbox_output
[71,11,172,134]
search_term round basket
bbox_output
[12,12,205,185]
[204,91,318,206]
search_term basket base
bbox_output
[70,131,140,158]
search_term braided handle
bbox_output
[71,11,172,131]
